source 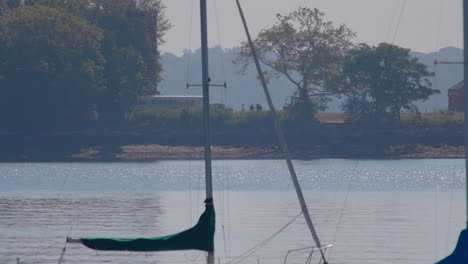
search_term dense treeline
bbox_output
[0,3,444,132]
[0,0,170,130]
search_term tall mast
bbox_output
[235,1,327,263]
[200,0,214,263]
[464,0,468,228]
[200,0,212,201]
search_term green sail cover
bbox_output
[80,199,215,252]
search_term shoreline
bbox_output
[66,144,465,162]
[1,123,464,162]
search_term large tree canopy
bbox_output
[237,7,355,116]
[0,0,21,17]
[88,0,171,120]
[0,0,171,129]
[0,5,105,128]
[342,43,439,122]
[27,0,172,120]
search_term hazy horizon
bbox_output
[160,0,462,56]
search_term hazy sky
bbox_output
[159,0,462,56]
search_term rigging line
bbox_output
[219,157,230,259]
[194,108,205,219]
[434,0,444,60]
[212,0,228,82]
[228,166,233,260]
[185,0,195,95]
[189,134,201,225]
[433,0,444,112]
[212,0,229,108]
[228,212,303,264]
[445,188,455,255]
[32,165,73,260]
[328,176,353,263]
[220,157,232,261]
[305,249,314,264]
[224,84,228,108]
[226,159,232,260]
[184,248,202,263]
[210,100,232,261]
[189,156,193,225]
[323,162,356,263]
[56,228,74,263]
[322,162,355,226]
[433,187,439,262]
[391,0,407,44]
[386,1,401,43]
[222,224,228,260]
[57,237,68,264]
[196,147,203,218]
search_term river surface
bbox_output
[0,159,466,264]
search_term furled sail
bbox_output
[436,229,468,264]
[70,199,215,252]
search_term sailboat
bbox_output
[66,0,330,263]
[436,0,468,263]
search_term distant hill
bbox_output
[159,46,463,112]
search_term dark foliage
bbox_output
[342,43,439,124]
[0,0,170,130]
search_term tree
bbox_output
[236,7,355,118]
[342,43,439,123]
[0,0,22,17]
[88,0,171,120]
[12,0,172,122]
[138,0,172,49]
[0,5,105,129]
[0,0,172,125]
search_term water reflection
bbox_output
[0,159,465,191]
[0,160,466,263]
[0,192,164,264]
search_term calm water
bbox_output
[0,159,466,264]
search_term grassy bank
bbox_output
[316,111,464,125]
[0,118,464,161]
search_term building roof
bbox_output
[448,80,464,91]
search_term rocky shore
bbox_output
[1,123,464,162]
[68,143,464,161]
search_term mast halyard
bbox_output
[464,0,468,228]
[200,0,215,263]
